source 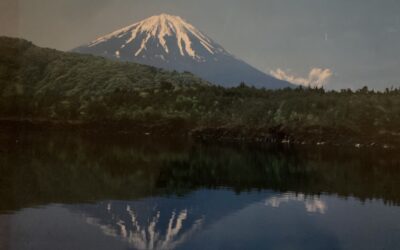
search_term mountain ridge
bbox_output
[73,14,294,89]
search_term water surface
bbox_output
[0,131,399,250]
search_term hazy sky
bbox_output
[2,0,400,90]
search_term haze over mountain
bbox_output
[73,14,293,89]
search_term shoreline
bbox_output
[0,118,398,150]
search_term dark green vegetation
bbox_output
[1,131,400,212]
[1,37,400,145]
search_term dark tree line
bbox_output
[1,37,400,144]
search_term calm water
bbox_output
[0,131,400,250]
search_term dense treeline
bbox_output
[1,37,400,145]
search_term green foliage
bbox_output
[1,37,400,142]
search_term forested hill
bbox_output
[1,37,400,147]
[0,36,208,119]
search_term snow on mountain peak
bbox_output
[74,14,295,89]
[88,13,218,61]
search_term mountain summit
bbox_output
[84,14,224,61]
[74,14,293,88]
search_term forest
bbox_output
[1,37,400,146]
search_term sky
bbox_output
[1,0,400,90]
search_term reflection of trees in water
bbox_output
[1,132,400,212]
[81,202,203,250]
[157,146,400,205]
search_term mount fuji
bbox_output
[73,13,293,89]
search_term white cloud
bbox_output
[270,68,333,88]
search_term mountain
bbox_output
[73,14,294,89]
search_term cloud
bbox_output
[270,68,333,88]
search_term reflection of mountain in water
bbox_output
[84,202,202,250]
[3,191,399,250]
[69,190,282,250]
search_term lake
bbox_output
[0,130,400,250]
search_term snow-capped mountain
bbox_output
[73,13,293,88]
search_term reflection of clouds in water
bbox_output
[85,203,203,250]
[265,193,327,214]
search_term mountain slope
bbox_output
[73,14,294,89]
[0,36,208,120]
